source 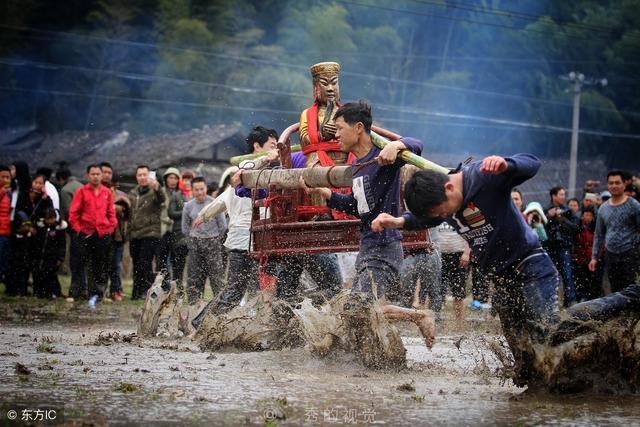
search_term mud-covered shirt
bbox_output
[404,153,542,274]
[327,137,423,244]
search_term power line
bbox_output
[335,0,640,44]
[406,0,627,36]
[3,85,638,140]
[0,58,309,99]
[3,24,639,114]
[5,30,638,67]
[3,57,640,119]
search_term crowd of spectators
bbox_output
[0,152,637,317]
[0,160,227,305]
[514,171,640,306]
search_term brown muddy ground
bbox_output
[0,298,639,426]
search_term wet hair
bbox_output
[55,166,71,181]
[334,101,372,134]
[136,165,150,173]
[100,161,113,171]
[192,177,206,186]
[0,164,9,173]
[607,170,628,181]
[404,169,450,219]
[549,186,564,198]
[35,167,53,180]
[86,164,102,173]
[245,126,277,152]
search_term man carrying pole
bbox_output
[300,101,435,348]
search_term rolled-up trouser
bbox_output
[186,237,224,304]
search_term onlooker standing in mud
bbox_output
[6,173,53,296]
[128,165,165,300]
[166,169,189,288]
[68,164,117,304]
[100,162,129,301]
[56,165,86,301]
[0,165,12,283]
[156,167,181,277]
[182,177,226,304]
[589,170,640,293]
[545,186,579,307]
[35,167,60,217]
[33,207,66,298]
[373,153,561,386]
[573,207,602,301]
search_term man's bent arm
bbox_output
[327,193,359,216]
[402,211,444,230]
[501,154,541,188]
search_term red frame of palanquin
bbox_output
[249,123,431,257]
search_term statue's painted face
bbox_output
[315,74,340,104]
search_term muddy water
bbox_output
[1,310,639,426]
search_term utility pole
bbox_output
[564,72,607,198]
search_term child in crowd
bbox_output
[33,207,66,298]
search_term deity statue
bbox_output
[299,62,350,168]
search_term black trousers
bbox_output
[130,237,159,300]
[606,246,640,293]
[78,233,111,300]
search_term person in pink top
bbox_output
[68,164,117,304]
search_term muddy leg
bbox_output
[453,298,464,325]
[380,298,435,349]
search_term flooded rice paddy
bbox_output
[0,300,639,426]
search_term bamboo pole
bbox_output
[230,132,449,174]
[240,166,353,189]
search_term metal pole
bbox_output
[568,80,582,198]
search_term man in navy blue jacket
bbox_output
[301,101,435,348]
[372,153,560,385]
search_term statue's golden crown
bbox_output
[310,62,340,79]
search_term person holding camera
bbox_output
[545,186,580,307]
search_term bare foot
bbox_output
[416,310,436,349]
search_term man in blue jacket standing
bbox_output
[372,153,560,386]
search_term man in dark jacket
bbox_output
[545,186,580,307]
[128,165,165,300]
[56,166,86,301]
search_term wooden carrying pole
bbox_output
[230,129,449,175]
[240,166,353,189]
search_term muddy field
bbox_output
[1,299,639,426]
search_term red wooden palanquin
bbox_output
[249,123,431,258]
